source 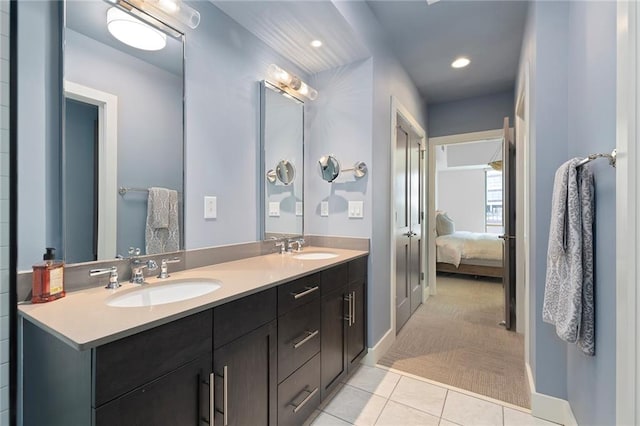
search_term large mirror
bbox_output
[261,81,304,239]
[63,0,184,263]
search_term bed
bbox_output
[435,214,504,278]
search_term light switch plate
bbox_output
[321,201,329,217]
[268,202,280,217]
[295,202,303,216]
[204,196,217,219]
[348,201,364,219]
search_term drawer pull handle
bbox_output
[223,366,229,426]
[291,387,319,413]
[352,291,356,326]
[344,294,353,326]
[291,285,319,300]
[210,372,215,426]
[293,329,319,349]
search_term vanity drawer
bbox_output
[349,256,367,283]
[94,309,212,407]
[277,353,321,426]
[321,263,349,295]
[278,273,321,315]
[278,298,321,382]
[214,287,276,348]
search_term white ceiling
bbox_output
[212,1,370,76]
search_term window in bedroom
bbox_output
[485,169,503,234]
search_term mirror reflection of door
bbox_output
[395,119,423,333]
[64,98,99,263]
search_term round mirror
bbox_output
[318,155,340,182]
[275,160,296,185]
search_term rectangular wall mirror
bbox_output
[261,81,304,240]
[62,0,185,264]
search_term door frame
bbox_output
[616,1,639,424]
[63,81,118,260]
[389,96,427,336]
[427,128,511,295]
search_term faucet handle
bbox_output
[158,257,181,279]
[90,266,121,289]
[128,247,141,256]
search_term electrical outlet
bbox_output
[204,196,217,219]
[321,201,329,217]
[268,202,280,217]
[348,201,364,219]
[296,202,303,216]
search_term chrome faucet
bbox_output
[90,266,121,289]
[128,248,158,284]
[275,241,287,254]
[157,257,181,279]
[288,238,305,252]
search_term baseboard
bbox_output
[361,328,395,366]
[526,363,578,426]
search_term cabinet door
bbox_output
[95,354,212,426]
[347,279,366,371]
[320,286,348,399]
[213,321,277,426]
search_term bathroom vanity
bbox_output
[19,249,367,426]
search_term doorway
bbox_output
[395,116,423,333]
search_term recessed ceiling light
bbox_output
[310,40,323,48]
[107,7,167,51]
[451,57,471,69]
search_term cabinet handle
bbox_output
[293,330,319,349]
[290,387,319,413]
[223,365,229,426]
[344,294,352,326]
[352,291,356,326]
[291,285,319,299]
[210,372,215,426]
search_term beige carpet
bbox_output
[378,274,530,408]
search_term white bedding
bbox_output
[436,231,503,267]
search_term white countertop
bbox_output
[18,247,368,351]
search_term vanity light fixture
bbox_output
[267,64,319,101]
[310,40,323,48]
[108,0,201,30]
[451,57,471,69]
[107,7,167,51]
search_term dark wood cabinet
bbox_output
[320,257,368,399]
[213,320,277,426]
[95,354,212,426]
[22,255,367,426]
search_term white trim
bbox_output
[429,129,504,146]
[64,81,118,260]
[362,328,395,366]
[616,1,639,425]
[389,96,427,336]
[526,363,578,426]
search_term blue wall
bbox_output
[566,1,617,423]
[518,1,617,422]
[427,90,514,137]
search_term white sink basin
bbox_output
[292,252,339,260]
[107,279,222,308]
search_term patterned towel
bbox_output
[542,159,595,355]
[145,187,180,255]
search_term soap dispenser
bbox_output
[32,248,66,303]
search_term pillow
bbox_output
[436,212,455,236]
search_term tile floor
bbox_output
[306,365,560,426]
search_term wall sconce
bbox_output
[111,0,201,30]
[267,64,318,101]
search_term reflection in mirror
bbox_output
[318,155,341,183]
[261,81,304,239]
[62,0,184,263]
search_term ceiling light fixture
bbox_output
[310,40,323,48]
[451,57,471,69]
[267,64,319,101]
[107,7,167,51]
